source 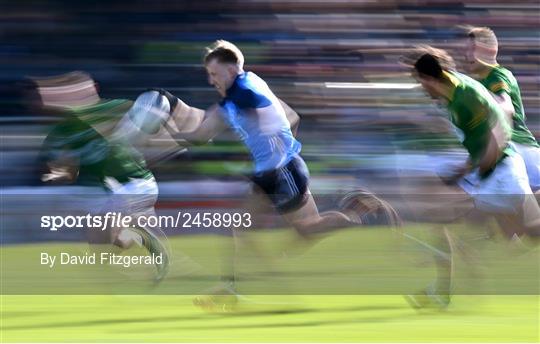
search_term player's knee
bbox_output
[113,238,132,249]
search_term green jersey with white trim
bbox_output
[480,65,539,147]
[42,99,152,186]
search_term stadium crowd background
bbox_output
[1,0,539,241]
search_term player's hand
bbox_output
[41,167,77,183]
[104,176,123,192]
[440,161,471,186]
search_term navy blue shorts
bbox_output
[251,155,310,213]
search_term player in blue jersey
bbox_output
[125,40,399,309]
[169,40,382,236]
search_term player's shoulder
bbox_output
[452,72,492,110]
[75,99,131,115]
[226,72,272,109]
[74,99,130,128]
[488,65,517,85]
[234,71,266,93]
[452,72,484,98]
[492,64,514,77]
[450,70,476,87]
[485,66,515,93]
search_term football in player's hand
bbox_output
[127,91,171,134]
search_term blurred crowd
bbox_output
[1,0,538,187]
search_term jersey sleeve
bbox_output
[227,87,272,110]
[487,70,511,95]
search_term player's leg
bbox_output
[400,178,469,310]
[512,143,540,194]
[515,144,540,203]
[107,175,171,280]
[194,155,359,311]
[258,155,358,237]
[431,226,455,297]
[194,183,277,312]
[82,186,116,245]
[484,153,540,239]
[510,143,540,205]
[404,173,479,310]
[258,154,400,237]
[414,154,538,309]
[405,225,454,310]
[194,154,400,311]
[493,193,540,240]
[283,191,355,238]
[220,186,276,287]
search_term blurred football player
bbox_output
[405,46,540,309]
[464,26,540,193]
[34,71,170,281]
[128,40,400,310]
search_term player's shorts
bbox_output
[104,175,159,220]
[510,142,540,192]
[457,153,537,218]
[251,155,309,213]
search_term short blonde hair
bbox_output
[28,71,98,108]
[203,40,244,68]
[468,27,498,50]
[30,71,94,89]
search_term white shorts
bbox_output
[457,153,533,215]
[510,142,540,192]
[104,176,159,219]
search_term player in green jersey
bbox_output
[464,27,540,192]
[34,72,170,281]
[405,46,540,309]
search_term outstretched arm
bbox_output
[491,92,515,125]
[168,102,227,145]
[479,117,509,176]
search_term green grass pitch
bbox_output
[1,227,539,342]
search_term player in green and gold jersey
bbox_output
[405,46,540,309]
[34,72,170,281]
[464,27,540,192]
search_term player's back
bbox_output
[220,71,301,174]
[42,99,151,185]
[480,65,539,147]
[446,71,513,164]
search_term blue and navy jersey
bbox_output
[220,71,301,174]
